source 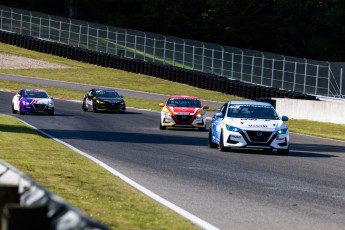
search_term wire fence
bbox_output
[0,5,344,99]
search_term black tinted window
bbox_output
[227,104,279,120]
[95,90,119,98]
[166,98,201,108]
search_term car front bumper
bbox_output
[222,129,289,150]
[21,104,54,113]
[161,115,206,128]
[95,103,126,112]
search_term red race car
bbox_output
[159,95,209,130]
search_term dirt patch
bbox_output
[0,53,71,69]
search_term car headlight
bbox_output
[22,101,30,105]
[163,111,172,116]
[48,102,54,107]
[226,124,242,132]
[275,128,288,135]
[96,99,105,104]
[196,113,202,118]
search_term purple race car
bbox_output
[12,88,55,115]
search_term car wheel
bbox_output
[159,122,167,130]
[264,149,273,153]
[198,126,206,131]
[19,105,24,115]
[93,103,98,113]
[12,103,17,114]
[278,148,289,155]
[219,131,230,152]
[208,128,218,148]
[82,100,88,111]
[48,109,54,116]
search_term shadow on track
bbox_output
[228,148,339,158]
[36,129,208,146]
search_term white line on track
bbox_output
[17,118,220,230]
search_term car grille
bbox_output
[106,102,121,110]
[245,131,272,143]
[32,104,47,110]
[175,115,193,123]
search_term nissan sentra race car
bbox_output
[208,101,289,154]
[82,88,126,113]
[12,88,54,115]
[159,95,209,130]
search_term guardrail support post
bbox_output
[0,185,20,227]
[315,65,319,95]
[221,46,224,76]
[2,204,49,230]
[340,68,343,98]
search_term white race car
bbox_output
[208,101,289,154]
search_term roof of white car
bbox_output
[227,101,273,106]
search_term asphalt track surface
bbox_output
[1,76,345,229]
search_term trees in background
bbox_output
[1,0,345,61]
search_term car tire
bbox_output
[93,103,98,113]
[264,149,273,154]
[82,100,88,111]
[19,105,24,115]
[278,148,289,155]
[208,128,218,148]
[219,131,230,152]
[12,103,17,114]
[198,126,206,131]
[159,122,167,130]
[48,109,54,116]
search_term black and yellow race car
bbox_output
[82,88,126,113]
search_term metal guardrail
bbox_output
[0,160,109,230]
[0,5,344,100]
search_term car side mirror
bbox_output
[159,103,164,107]
[120,95,124,98]
[282,115,289,121]
[50,96,54,99]
[203,105,209,109]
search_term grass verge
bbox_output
[285,119,345,141]
[0,79,168,111]
[0,43,241,102]
[0,114,199,230]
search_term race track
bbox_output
[1,90,345,230]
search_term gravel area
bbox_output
[0,53,71,69]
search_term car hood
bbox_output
[225,117,286,131]
[98,97,124,102]
[23,98,52,104]
[167,106,201,115]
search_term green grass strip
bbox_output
[0,114,199,229]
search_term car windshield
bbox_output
[227,104,279,120]
[24,90,49,98]
[166,98,201,108]
[95,90,119,98]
